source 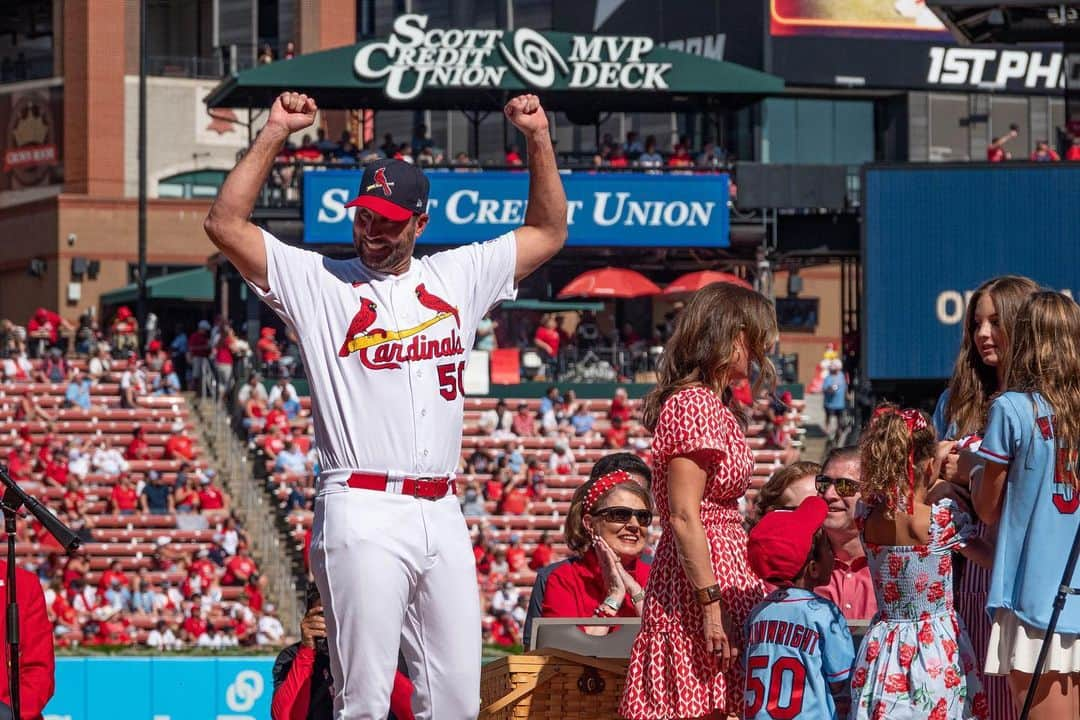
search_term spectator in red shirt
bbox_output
[529,531,554,571]
[497,478,530,515]
[27,306,72,357]
[42,448,68,488]
[0,560,55,717]
[504,144,523,166]
[97,560,129,592]
[666,143,693,168]
[1031,139,1061,162]
[511,402,536,437]
[506,535,528,572]
[110,306,139,353]
[7,442,33,482]
[198,471,230,514]
[174,475,202,514]
[125,426,150,460]
[164,421,196,460]
[109,474,139,514]
[533,315,560,366]
[223,546,258,586]
[256,327,283,367]
[182,606,209,641]
[731,377,753,407]
[264,399,290,432]
[987,126,1017,161]
[539,458,652,635]
[1067,135,1080,161]
[608,145,628,168]
[609,387,632,423]
[489,611,520,647]
[62,478,87,515]
[188,320,212,390]
[603,416,629,449]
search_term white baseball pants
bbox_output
[311,481,482,720]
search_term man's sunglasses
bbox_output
[590,506,653,526]
[815,474,859,498]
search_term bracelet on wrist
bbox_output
[631,591,646,605]
[694,584,723,606]
[602,595,623,613]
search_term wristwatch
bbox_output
[694,584,723,606]
[631,590,646,605]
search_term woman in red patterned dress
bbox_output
[621,283,778,719]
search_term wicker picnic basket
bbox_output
[479,649,628,719]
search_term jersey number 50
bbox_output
[745,655,806,719]
[437,362,466,401]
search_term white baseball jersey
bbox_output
[248,228,517,477]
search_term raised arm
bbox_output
[505,95,567,283]
[203,92,318,291]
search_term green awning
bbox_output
[100,267,214,305]
[205,16,783,112]
[501,299,604,312]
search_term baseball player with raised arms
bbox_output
[204,91,567,719]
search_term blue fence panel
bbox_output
[863,165,1080,380]
[45,657,275,720]
[303,169,730,247]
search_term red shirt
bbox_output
[188,330,211,358]
[529,544,553,571]
[603,426,629,449]
[44,460,68,487]
[506,546,527,572]
[1067,145,1080,161]
[165,435,195,460]
[125,437,149,460]
[0,561,55,719]
[246,582,264,613]
[98,569,129,591]
[224,556,257,585]
[609,399,631,423]
[265,409,289,431]
[28,309,62,343]
[214,341,234,365]
[183,615,208,639]
[110,484,139,511]
[541,548,651,619]
[257,337,282,363]
[814,553,878,621]
[264,435,286,456]
[198,486,225,510]
[987,145,1006,162]
[731,379,753,407]
[534,326,560,356]
[271,647,416,720]
[499,488,528,515]
[192,558,216,585]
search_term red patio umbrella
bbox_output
[661,270,753,296]
[556,267,662,299]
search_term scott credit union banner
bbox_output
[304,170,731,248]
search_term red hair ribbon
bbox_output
[585,470,634,513]
[870,407,929,514]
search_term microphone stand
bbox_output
[0,465,81,720]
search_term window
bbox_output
[158,169,228,199]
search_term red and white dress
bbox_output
[620,386,764,719]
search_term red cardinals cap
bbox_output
[344,159,429,222]
[747,496,828,584]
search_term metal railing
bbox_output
[194,392,303,632]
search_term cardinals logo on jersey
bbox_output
[339,286,463,370]
[365,167,394,197]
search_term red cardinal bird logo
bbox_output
[365,167,394,197]
[339,298,379,357]
[415,284,459,328]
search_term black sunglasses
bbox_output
[590,506,653,526]
[815,474,858,498]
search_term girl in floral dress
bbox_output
[850,406,993,720]
[621,282,777,720]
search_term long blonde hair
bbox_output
[1004,291,1080,488]
[641,283,777,431]
[945,275,1039,436]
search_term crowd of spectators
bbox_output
[986,127,1080,162]
[0,311,294,651]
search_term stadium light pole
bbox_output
[136,0,149,351]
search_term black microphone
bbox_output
[18,491,81,554]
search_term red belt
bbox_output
[346,472,454,500]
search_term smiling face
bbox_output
[352,208,427,273]
[583,486,649,559]
[820,456,861,533]
[972,292,1005,368]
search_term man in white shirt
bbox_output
[204,90,566,719]
[257,604,286,645]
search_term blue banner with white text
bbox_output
[45,656,274,720]
[303,169,730,247]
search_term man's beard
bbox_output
[357,237,413,272]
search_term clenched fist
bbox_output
[504,94,549,136]
[268,91,318,134]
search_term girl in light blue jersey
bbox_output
[974,291,1080,720]
[933,274,1038,720]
